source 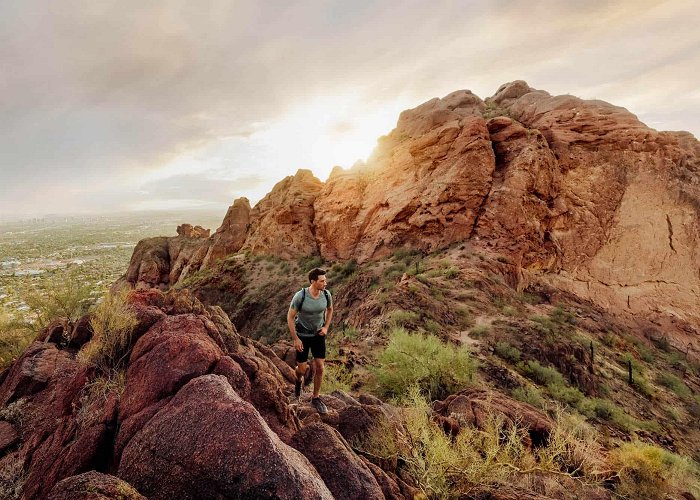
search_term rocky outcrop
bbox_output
[176,224,210,239]
[119,375,332,500]
[241,169,323,258]
[120,80,700,351]
[0,289,428,498]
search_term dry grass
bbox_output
[608,442,700,499]
[76,371,126,428]
[0,453,26,500]
[78,289,138,373]
[384,387,606,498]
[322,363,353,393]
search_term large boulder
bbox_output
[291,422,385,500]
[118,375,333,500]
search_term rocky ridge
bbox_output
[122,81,700,354]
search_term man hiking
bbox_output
[287,267,333,414]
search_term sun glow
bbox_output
[254,92,413,180]
[138,92,415,207]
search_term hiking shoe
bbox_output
[294,379,303,401]
[311,397,328,415]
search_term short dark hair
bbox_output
[308,268,326,283]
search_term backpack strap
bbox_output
[298,287,330,312]
[298,287,306,312]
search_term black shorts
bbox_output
[296,335,326,362]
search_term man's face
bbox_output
[313,275,328,289]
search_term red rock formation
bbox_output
[119,81,700,351]
[176,223,210,239]
[241,169,323,258]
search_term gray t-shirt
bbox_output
[290,287,332,336]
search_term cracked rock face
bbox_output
[121,80,700,349]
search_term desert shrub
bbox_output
[631,376,655,398]
[501,305,518,316]
[78,290,138,374]
[323,363,353,393]
[494,342,520,363]
[517,360,566,387]
[392,247,421,263]
[349,414,399,465]
[657,373,692,398]
[77,372,126,428]
[383,262,407,279]
[550,305,576,325]
[468,324,489,338]
[387,309,419,327]
[0,312,33,369]
[24,279,92,330]
[455,306,473,329]
[519,292,541,305]
[548,383,585,406]
[512,385,545,409]
[666,407,681,422]
[0,399,31,429]
[298,255,324,272]
[581,398,638,431]
[372,329,475,399]
[423,319,441,334]
[601,332,617,348]
[443,267,460,279]
[653,335,672,352]
[538,410,604,479]
[608,442,700,499]
[395,387,602,497]
[331,259,358,280]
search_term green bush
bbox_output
[331,259,358,280]
[494,342,520,363]
[24,280,92,330]
[387,309,419,327]
[517,360,566,387]
[468,324,489,338]
[372,328,476,399]
[0,312,33,369]
[548,383,585,406]
[609,442,700,499]
[443,267,459,279]
[383,262,407,279]
[512,385,545,409]
[298,255,324,272]
[657,373,692,399]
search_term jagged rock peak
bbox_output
[215,197,251,234]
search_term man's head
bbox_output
[308,268,327,289]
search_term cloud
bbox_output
[1,0,698,216]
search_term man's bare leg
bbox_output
[312,358,325,398]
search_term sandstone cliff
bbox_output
[121,81,700,352]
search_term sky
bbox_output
[1,0,699,219]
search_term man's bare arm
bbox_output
[320,306,333,336]
[288,308,303,351]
